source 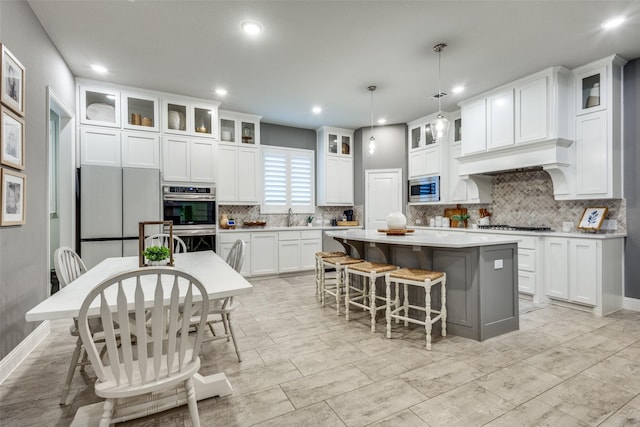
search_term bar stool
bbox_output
[344,262,399,332]
[321,256,363,315]
[385,268,447,350]
[315,251,346,300]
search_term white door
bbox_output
[365,169,402,230]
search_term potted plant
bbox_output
[143,245,170,266]
[307,216,314,227]
[451,213,470,228]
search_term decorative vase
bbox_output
[386,212,407,230]
[220,214,229,229]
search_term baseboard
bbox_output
[622,296,640,312]
[0,320,50,384]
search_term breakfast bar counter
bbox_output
[325,229,521,341]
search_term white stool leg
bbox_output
[320,261,326,306]
[335,264,342,316]
[425,280,432,350]
[394,282,400,324]
[385,274,392,339]
[369,272,376,333]
[345,269,351,321]
[403,283,409,327]
[441,277,447,337]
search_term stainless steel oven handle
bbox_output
[163,194,216,201]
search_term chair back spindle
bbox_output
[54,247,87,287]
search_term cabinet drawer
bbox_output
[518,235,537,250]
[518,248,536,271]
[279,231,301,241]
[219,232,250,244]
[518,270,536,295]
[301,230,322,240]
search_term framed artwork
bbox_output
[1,44,25,117]
[1,168,26,226]
[578,207,608,232]
[1,105,25,169]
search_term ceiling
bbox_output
[28,0,640,130]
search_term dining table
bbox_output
[25,250,253,425]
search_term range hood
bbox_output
[457,138,574,198]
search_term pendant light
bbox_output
[430,43,450,139]
[368,85,377,156]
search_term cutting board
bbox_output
[377,228,415,235]
[444,205,468,228]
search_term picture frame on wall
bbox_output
[1,44,25,117]
[1,105,25,170]
[578,206,608,232]
[1,168,26,226]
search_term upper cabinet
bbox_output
[218,110,261,146]
[407,113,449,181]
[80,85,121,128]
[459,66,571,157]
[572,55,627,199]
[162,98,219,138]
[122,91,159,132]
[317,126,354,206]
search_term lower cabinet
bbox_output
[544,236,623,315]
[251,232,279,276]
[218,232,251,276]
[278,230,322,273]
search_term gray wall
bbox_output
[260,122,316,150]
[354,124,408,208]
[0,0,76,359]
[623,58,640,299]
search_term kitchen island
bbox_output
[325,229,521,341]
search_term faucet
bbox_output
[287,208,293,227]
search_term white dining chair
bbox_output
[192,239,245,361]
[54,247,95,405]
[144,233,187,253]
[78,267,209,427]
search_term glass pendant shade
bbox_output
[368,136,376,155]
[367,85,377,156]
[430,114,450,139]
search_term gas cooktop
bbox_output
[478,224,553,232]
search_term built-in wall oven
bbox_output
[162,185,216,252]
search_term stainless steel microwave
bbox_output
[409,176,440,202]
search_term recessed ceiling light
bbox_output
[215,88,228,96]
[91,64,108,74]
[452,85,465,94]
[242,21,262,35]
[377,118,387,125]
[312,106,322,114]
[601,16,625,29]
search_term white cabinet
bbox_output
[486,89,514,149]
[544,236,623,315]
[251,232,278,276]
[80,127,121,167]
[218,233,251,276]
[162,98,219,138]
[460,67,571,156]
[516,235,543,300]
[317,126,354,206]
[278,230,322,273]
[79,85,121,128]
[407,113,448,179]
[217,147,260,204]
[121,132,160,169]
[162,136,217,183]
[122,91,159,132]
[572,55,626,199]
[219,110,261,146]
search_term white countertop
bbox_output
[411,225,627,239]
[218,225,363,233]
[325,228,520,248]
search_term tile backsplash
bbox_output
[407,170,626,233]
[219,205,363,228]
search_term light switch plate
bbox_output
[601,219,618,230]
[494,259,503,269]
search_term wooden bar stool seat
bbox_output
[321,256,363,315]
[385,268,447,350]
[344,262,398,332]
[315,251,346,300]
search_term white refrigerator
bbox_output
[79,166,160,269]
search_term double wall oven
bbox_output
[162,185,216,252]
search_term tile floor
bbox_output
[1,273,639,426]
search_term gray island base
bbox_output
[325,229,521,342]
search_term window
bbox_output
[262,146,314,214]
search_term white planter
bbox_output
[147,259,169,266]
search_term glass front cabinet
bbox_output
[575,65,607,115]
[80,85,121,128]
[218,111,262,146]
[163,98,219,137]
[122,91,159,132]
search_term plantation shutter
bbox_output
[262,147,314,214]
